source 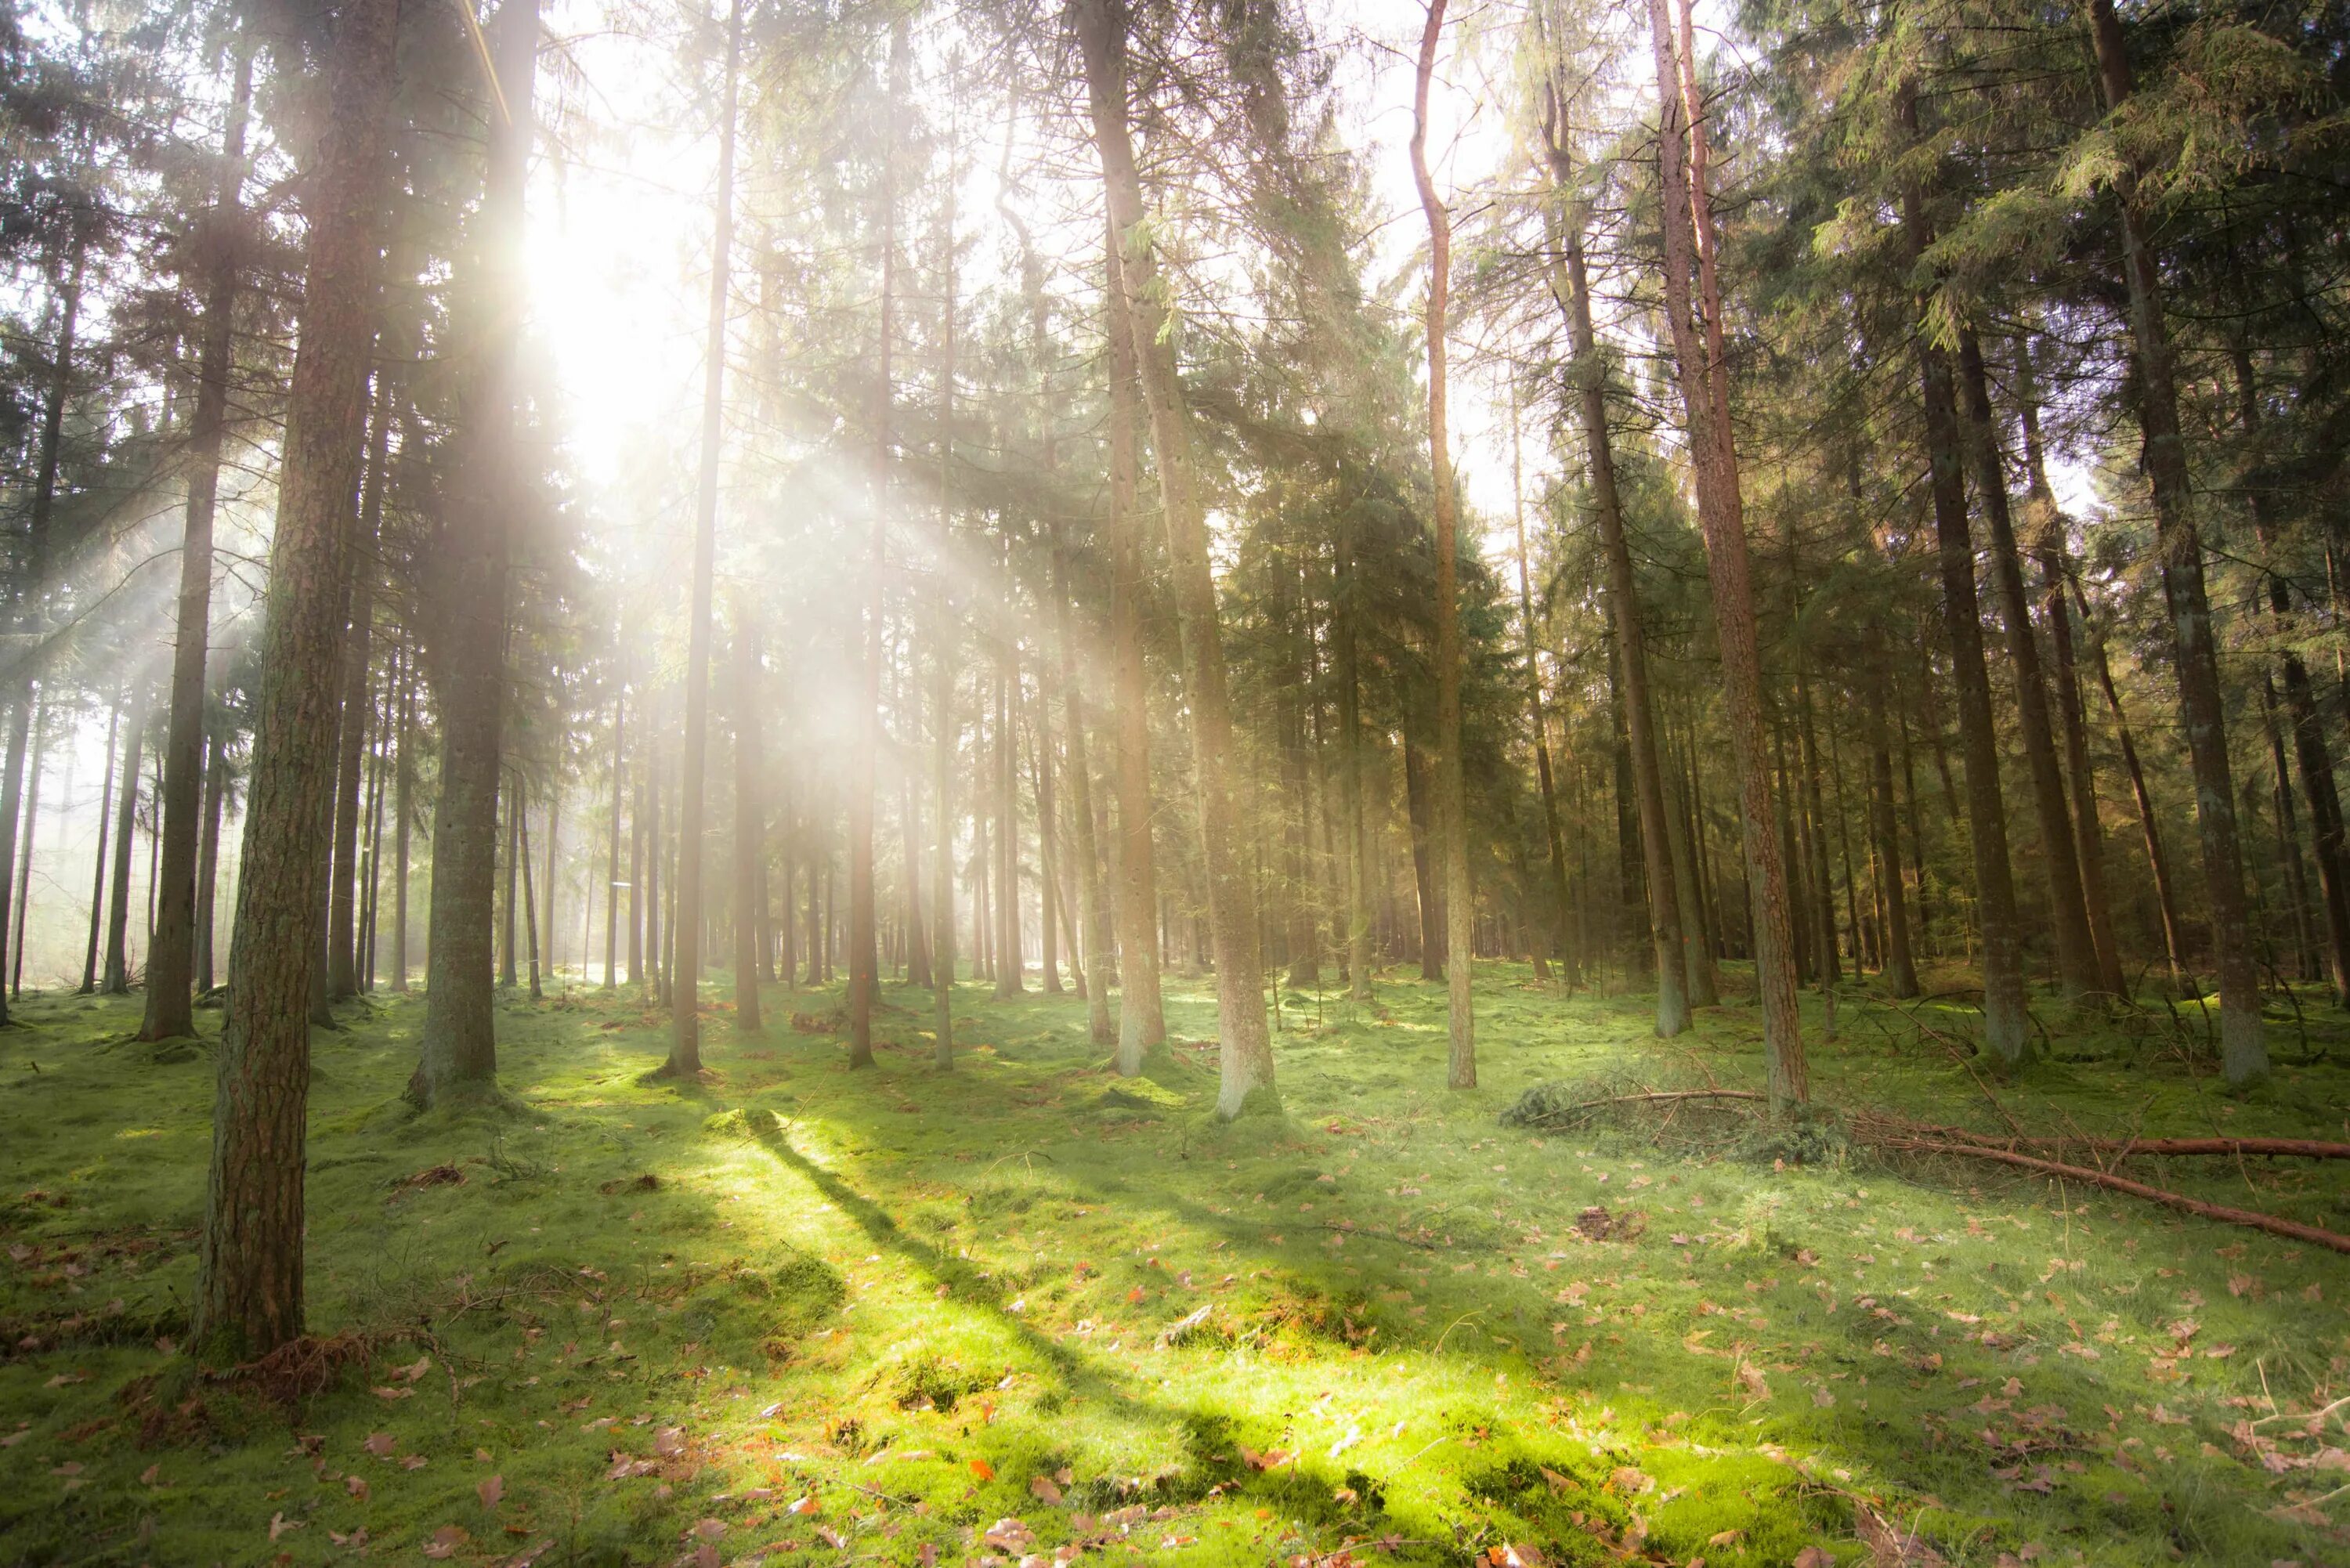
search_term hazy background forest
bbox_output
[5,0,2350,1560]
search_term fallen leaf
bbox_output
[786,1495,821,1516]
[345,1475,369,1501]
[1029,1474,1064,1504]
[363,1433,397,1458]
[422,1524,468,1559]
[970,1458,996,1481]
[478,1474,504,1509]
[268,1512,304,1541]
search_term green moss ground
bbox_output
[2,966,2347,1566]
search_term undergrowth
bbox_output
[0,966,2345,1566]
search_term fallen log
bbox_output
[1871,1137,2350,1255]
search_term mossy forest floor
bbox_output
[3,964,2348,1567]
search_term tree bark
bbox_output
[326,373,385,1004]
[2084,0,2264,1082]
[732,608,765,1030]
[2014,339,2128,998]
[410,0,537,1104]
[1052,538,1112,1042]
[1099,225,1165,1065]
[1645,0,1805,1107]
[1411,0,1475,1088]
[103,688,148,995]
[389,666,410,991]
[142,39,251,1039]
[604,687,623,988]
[194,0,400,1361]
[1076,0,1270,1115]
[1896,85,2029,1066]
[10,695,47,997]
[2232,346,2350,1006]
[1957,331,2100,1001]
[2077,580,2192,994]
[847,13,902,1069]
[0,236,91,1028]
[1538,132,1688,1030]
[667,0,740,1076]
[1864,638,1919,995]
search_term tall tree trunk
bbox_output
[1034,680,1063,995]
[82,696,120,995]
[847,13,902,1070]
[1412,0,1475,1088]
[10,695,46,997]
[360,674,387,990]
[1796,669,1839,988]
[0,236,91,1029]
[1336,519,1374,1001]
[195,717,225,995]
[1539,119,1689,1030]
[645,732,662,1002]
[1076,0,1271,1115]
[933,602,956,1068]
[1896,85,2029,1066]
[500,789,519,988]
[1647,0,1805,1107]
[2084,0,2264,1082]
[193,0,399,1361]
[2077,582,2193,995]
[103,689,149,995]
[2232,346,2350,1006]
[1052,540,1112,1042]
[1864,638,1920,995]
[2261,678,2316,978]
[604,688,623,988]
[520,803,540,1000]
[2015,339,2128,999]
[667,0,741,1075]
[1505,358,1577,990]
[326,372,385,1004]
[732,608,765,1030]
[1101,222,1164,1068]
[1405,735,1444,979]
[142,38,251,1039]
[1957,331,2100,1001]
[993,643,1022,997]
[410,0,537,1104]
[902,776,931,988]
[539,785,558,988]
[389,668,410,991]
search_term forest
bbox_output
[2,0,2350,1559]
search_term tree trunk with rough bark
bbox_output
[143,39,251,1040]
[667,0,740,1078]
[410,0,537,1106]
[1645,0,1805,1107]
[2084,0,2263,1082]
[1540,121,1689,1031]
[1957,331,2100,1001]
[1412,0,1475,1089]
[103,688,148,995]
[193,0,400,1362]
[1076,0,1270,1115]
[732,609,765,1030]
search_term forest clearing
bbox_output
[2,972,2347,1566]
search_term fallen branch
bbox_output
[1859,1117,2350,1163]
[1870,1138,2350,1255]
